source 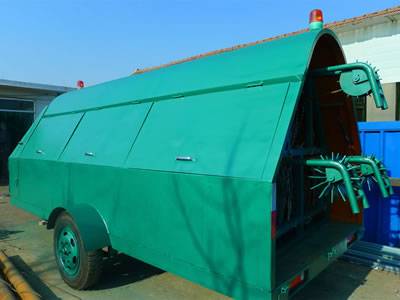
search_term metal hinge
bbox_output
[246,81,264,88]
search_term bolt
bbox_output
[353,74,360,83]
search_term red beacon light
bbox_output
[309,9,324,31]
[76,80,85,89]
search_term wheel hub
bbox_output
[56,226,80,276]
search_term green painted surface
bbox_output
[309,21,323,31]
[313,62,388,109]
[43,29,328,116]
[56,225,81,276]
[8,29,359,300]
[306,159,363,214]
[20,113,83,160]
[262,81,301,182]
[127,83,290,178]
[61,104,152,167]
[346,156,393,198]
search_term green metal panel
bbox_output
[9,106,48,159]
[127,83,289,178]
[62,163,273,298]
[8,107,48,200]
[13,114,82,217]
[14,160,64,218]
[61,103,151,167]
[8,28,365,300]
[262,81,302,182]
[67,203,111,251]
[44,29,329,117]
[20,114,83,160]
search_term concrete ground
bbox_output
[0,186,399,300]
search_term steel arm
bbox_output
[311,62,388,110]
[306,159,361,214]
[347,156,394,197]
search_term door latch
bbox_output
[176,156,194,162]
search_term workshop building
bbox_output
[0,79,72,184]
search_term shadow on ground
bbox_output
[293,260,371,300]
[0,229,23,241]
[95,253,164,290]
[10,255,62,300]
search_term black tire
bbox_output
[53,212,103,290]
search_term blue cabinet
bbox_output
[359,121,400,246]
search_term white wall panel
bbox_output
[336,21,400,84]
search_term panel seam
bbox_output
[123,102,155,166]
[260,82,291,180]
[45,75,303,118]
[57,113,85,161]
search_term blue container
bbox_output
[358,121,400,247]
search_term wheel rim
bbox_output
[56,226,80,277]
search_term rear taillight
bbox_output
[347,233,357,246]
[289,272,306,291]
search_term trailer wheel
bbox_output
[53,212,103,289]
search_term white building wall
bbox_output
[336,20,400,84]
[335,19,399,121]
[34,100,51,119]
[366,83,397,121]
[33,95,55,119]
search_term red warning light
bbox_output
[309,9,323,23]
[77,80,85,89]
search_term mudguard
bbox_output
[65,204,111,251]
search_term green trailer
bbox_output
[8,10,393,300]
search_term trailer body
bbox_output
[8,28,391,299]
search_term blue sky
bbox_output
[0,0,398,87]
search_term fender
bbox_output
[50,204,111,251]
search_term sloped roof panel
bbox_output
[45,29,336,116]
